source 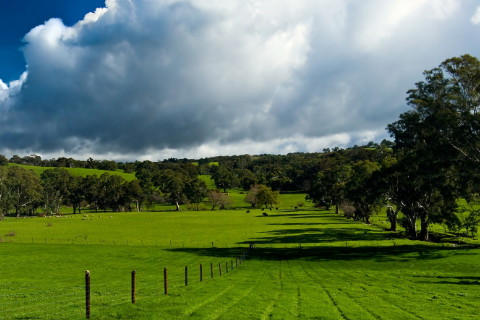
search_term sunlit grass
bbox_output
[1,193,479,319]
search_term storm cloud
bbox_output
[1,0,480,160]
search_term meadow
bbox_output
[1,194,479,319]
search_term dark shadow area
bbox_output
[413,275,480,285]
[267,222,350,226]
[253,213,325,218]
[167,244,480,263]
[239,227,393,244]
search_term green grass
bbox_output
[199,175,216,189]
[1,195,479,319]
[8,163,136,181]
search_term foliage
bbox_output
[245,184,279,209]
[207,189,232,210]
[387,54,480,240]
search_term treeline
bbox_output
[0,164,209,216]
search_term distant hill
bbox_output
[8,163,137,181]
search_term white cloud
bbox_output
[471,6,480,24]
[0,0,479,160]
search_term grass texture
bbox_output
[0,197,479,319]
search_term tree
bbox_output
[0,155,8,166]
[245,184,278,209]
[121,179,143,212]
[67,176,85,214]
[308,159,352,214]
[184,178,208,210]
[82,175,101,212]
[159,169,188,211]
[385,55,480,240]
[207,189,232,210]
[0,166,10,216]
[211,165,239,192]
[6,166,43,216]
[97,173,126,212]
[343,160,382,224]
[41,168,73,215]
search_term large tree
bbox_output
[41,168,73,215]
[6,166,43,216]
[387,54,480,240]
[245,184,279,209]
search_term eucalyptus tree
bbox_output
[308,157,352,214]
[41,168,73,215]
[6,166,43,216]
[245,184,279,209]
[208,190,232,210]
[387,54,480,240]
[184,178,208,210]
[344,160,382,224]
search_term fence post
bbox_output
[211,263,214,278]
[236,258,238,268]
[226,262,228,273]
[219,263,222,276]
[164,268,168,295]
[231,260,233,270]
[185,266,188,286]
[131,270,136,304]
[85,270,91,319]
[200,264,203,282]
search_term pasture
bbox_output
[0,198,479,319]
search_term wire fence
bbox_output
[0,249,251,319]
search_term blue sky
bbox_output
[1,0,480,161]
[0,0,105,82]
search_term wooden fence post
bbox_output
[219,263,222,276]
[85,270,91,319]
[164,268,168,295]
[185,266,188,286]
[200,264,203,282]
[226,261,228,273]
[131,270,136,304]
[211,263,214,278]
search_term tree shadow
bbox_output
[239,227,393,244]
[167,245,479,263]
[413,275,480,285]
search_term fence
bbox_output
[83,250,249,318]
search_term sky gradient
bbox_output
[1,0,480,161]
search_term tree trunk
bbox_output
[419,215,429,241]
[389,218,397,232]
[387,207,398,231]
[404,216,417,239]
[364,215,371,224]
[175,201,180,211]
[335,204,339,214]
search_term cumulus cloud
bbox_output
[0,0,479,160]
[472,6,480,24]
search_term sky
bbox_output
[1,0,480,161]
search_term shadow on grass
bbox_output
[413,275,480,285]
[167,244,480,263]
[240,227,395,244]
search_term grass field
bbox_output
[1,194,479,319]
